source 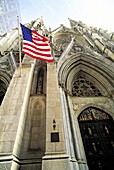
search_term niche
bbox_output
[31,61,47,95]
[36,69,44,94]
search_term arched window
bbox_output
[31,61,47,95]
[72,76,102,97]
[36,69,44,94]
[78,107,114,170]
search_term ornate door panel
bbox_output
[78,107,114,170]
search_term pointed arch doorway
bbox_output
[78,107,114,170]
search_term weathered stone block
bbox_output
[42,158,71,170]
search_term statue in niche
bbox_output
[37,69,44,94]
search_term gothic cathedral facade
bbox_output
[0,18,114,170]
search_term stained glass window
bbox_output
[72,76,102,97]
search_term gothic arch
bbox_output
[31,61,47,95]
[58,52,114,169]
[29,96,46,153]
[58,53,114,96]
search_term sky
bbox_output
[18,0,114,32]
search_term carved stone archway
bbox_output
[58,52,114,170]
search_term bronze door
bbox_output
[78,107,114,170]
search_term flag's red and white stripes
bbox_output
[22,30,53,62]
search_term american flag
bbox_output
[20,24,53,62]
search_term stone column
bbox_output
[59,89,80,170]
[42,63,71,170]
[0,56,36,170]
[67,96,89,170]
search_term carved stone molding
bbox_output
[70,44,85,54]
[53,37,71,57]
[72,103,85,113]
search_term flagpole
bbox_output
[17,16,22,76]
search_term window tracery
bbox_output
[72,76,102,97]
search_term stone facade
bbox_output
[0,18,114,170]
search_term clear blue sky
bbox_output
[18,0,114,32]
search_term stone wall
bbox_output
[42,62,71,170]
[0,56,36,169]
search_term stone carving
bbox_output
[53,43,63,57]
[107,89,114,99]
[72,45,84,53]
[73,104,79,112]
[78,107,111,121]
[53,38,71,57]
[72,104,85,114]
[0,55,9,70]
